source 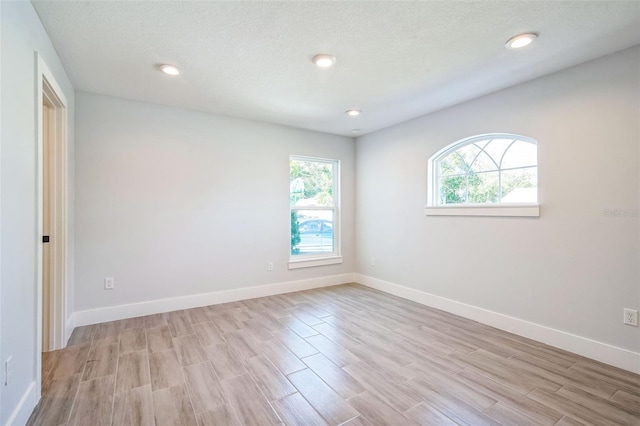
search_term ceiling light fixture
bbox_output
[505,33,538,50]
[159,64,181,76]
[346,109,361,116]
[312,54,336,68]
[352,129,361,134]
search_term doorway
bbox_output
[36,54,68,399]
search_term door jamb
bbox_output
[35,53,68,400]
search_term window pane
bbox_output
[467,171,499,204]
[439,175,467,204]
[501,140,537,169]
[291,210,334,256]
[469,151,498,173]
[483,139,514,166]
[290,159,334,207]
[501,167,537,202]
[439,152,466,176]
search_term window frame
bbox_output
[289,155,342,269]
[425,133,540,217]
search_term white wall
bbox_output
[356,47,640,354]
[0,1,75,424]
[74,92,355,314]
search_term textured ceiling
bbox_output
[33,1,640,136]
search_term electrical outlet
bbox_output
[370,257,376,267]
[104,277,114,290]
[623,308,638,326]
[5,356,12,386]
[267,261,274,271]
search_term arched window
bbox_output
[427,134,538,216]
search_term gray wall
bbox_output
[74,92,355,312]
[355,46,640,352]
[0,1,75,423]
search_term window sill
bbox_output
[288,256,343,270]
[425,204,540,217]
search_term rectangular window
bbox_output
[289,156,342,269]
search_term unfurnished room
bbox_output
[1,0,639,425]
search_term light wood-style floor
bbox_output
[28,283,639,426]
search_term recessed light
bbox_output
[312,54,336,68]
[346,109,361,117]
[159,64,180,76]
[352,129,361,133]
[505,33,538,50]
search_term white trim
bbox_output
[74,274,355,326]
[425,204,539,217]
[288,256,343,270]
[355,274,640,374]
[5,381,36,426]
[35,52,69,404]
[64,313,76,346]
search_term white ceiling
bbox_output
[33,1,640,136]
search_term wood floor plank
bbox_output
[260,338,307,375]
[112,384,154,426]
[204,343,247,380]
[301,353,365,399]
[611,389,640,415]
[454,368,564,424]
[116,350,151,392]
[287,368,359,425]
[407,377,500,426]
[196,404,242,426]
[408,360,497,411]
[245,355,297,401]
[143,313,167,330]
[173,334,207,366]
[152,385,197,426]
[348,391,418,426]
[221,373,282,425]
[272,392,328,426]
[120,328,146,354]
[67,325,96,347]
[484,401,546,426]
[68,374,115,426]
[183,361,227,413]
[193,321,225,347]
[146,325,174,353]
[403,402,458,426]
[508,351,618,399]
[556,384,640,425]
[272,328,319,358]
[42,350,61,381]
[186,307,211,324]
[50,343,91,379]
[165,311,194,337]
[27,374,80,426]
[280,315,320,338]
[343,362,421,412]
[210,311,242,334]
[304,333,360,367]
[149,349,182,391]
[311,321,362,349]
[82,343,118,381]
[528,388,621,426]
[224,330,261,359]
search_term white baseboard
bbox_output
[74,273,355,326]
[65,314,76,345]
[5,381,36,426]
[355,274,640,374]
